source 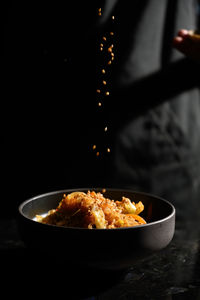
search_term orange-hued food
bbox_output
[36,191,146,229]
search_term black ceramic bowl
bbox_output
[18,188,175,270]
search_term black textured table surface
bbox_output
[1,214,200,300]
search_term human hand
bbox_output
[173,29,200,62]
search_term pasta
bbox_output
[36,191,146,229]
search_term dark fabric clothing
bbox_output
[2,0,200,217]
[100,0,200,216]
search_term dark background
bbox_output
[1,1,108,216]
[1,1,200,217]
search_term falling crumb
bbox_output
[102,188,106,193]
[94,9,116,160]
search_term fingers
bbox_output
[178,29,190,37]
[173,29,200,62]
[173,29,189,44]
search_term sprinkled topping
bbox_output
[93,9,116,156]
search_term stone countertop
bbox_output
[1,216,200,300]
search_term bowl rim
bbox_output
[18,187,176,231]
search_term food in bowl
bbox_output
[36,190,146,229]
